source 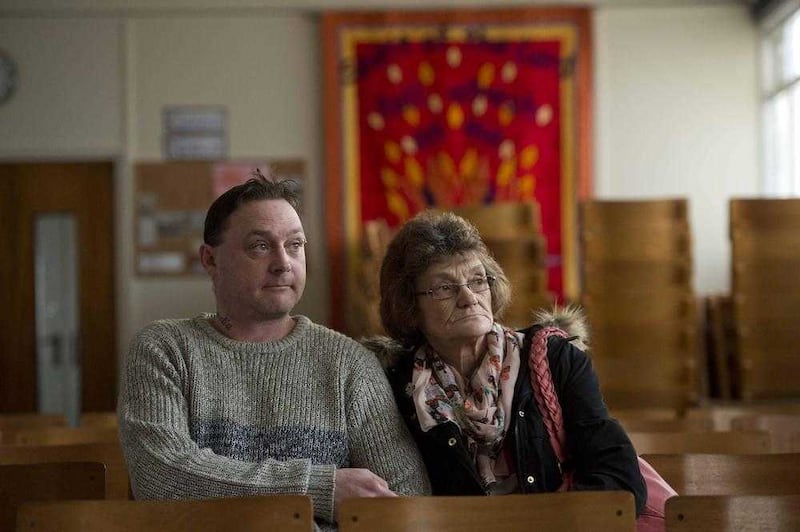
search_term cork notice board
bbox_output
[134,160,305,276]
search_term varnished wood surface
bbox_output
[339,491,636,532]
[0,414,66,430]
[630,431,771,455]
[641,453,800,496]
[1,462,105,532]
[731,414,800,453]
[2,426,119,446]
[666,494,800,532]
[0,443,128,499]
[16,495,313,532]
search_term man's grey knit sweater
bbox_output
[118,314,430,530]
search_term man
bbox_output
[118,170,430,530]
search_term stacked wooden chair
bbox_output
[729,198,800,400]
[451,201,553,328]
[349,219,395,336]
[579,199,698,413]
[703,294,737,399]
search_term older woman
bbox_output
[370,210,645,513]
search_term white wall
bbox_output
[0,3,759,363]
[125,14,325,347]
[594,5,759,293]
[0,17,123,156]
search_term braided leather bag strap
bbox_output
[528,326,573,490]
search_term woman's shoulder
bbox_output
[523,304,590,352]
[360,335,409,372]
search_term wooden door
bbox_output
[0,162,115,413]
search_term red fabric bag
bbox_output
[528,327,678,532]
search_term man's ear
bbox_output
[199,244,216,276]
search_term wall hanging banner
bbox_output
[323,9,592,333]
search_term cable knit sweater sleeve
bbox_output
[342,347,431,496]
[118,315,428,528]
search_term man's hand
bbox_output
[334,468,397,516]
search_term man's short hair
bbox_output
[203,168,301,247]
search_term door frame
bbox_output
[0,161,117,413]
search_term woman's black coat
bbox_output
[384,324,647,515]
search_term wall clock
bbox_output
[0,50,19,105]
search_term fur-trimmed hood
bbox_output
[362,304,590,372]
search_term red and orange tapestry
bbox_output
[323,9,592,333]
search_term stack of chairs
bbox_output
[451,201,553,328]
[703,294,737,399]
[729,198,800,400]
[349,219,394,337]
[579,199,698,413]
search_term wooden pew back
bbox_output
[0,462,105,532]
[339,492,636,532]
[0,443,128,499]
[641,453,800,495]
[665,494,800,531]
[16,495,312,532]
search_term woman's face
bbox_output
[414,251,494,348]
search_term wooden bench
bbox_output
[641,453,800,495]
[630,430,771,454]
[0,443,129,499]
[665,494,800,531]
[16,495,312,532]
[339,491,636,532]
[0,462,105,532]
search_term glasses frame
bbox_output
[414,275,496,301]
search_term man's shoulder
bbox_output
[300,318,377,360]
[302,318,361,344]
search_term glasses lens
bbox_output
[431,285,455,300]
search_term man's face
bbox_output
[203,199,306,322]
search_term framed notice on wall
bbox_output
[134,159,305,276]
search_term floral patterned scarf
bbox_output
[409,322,522,488]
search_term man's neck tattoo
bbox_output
[216,314,233,330]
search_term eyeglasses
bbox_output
[414,275,496,300]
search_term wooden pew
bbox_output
[686,402,800,430]
[630,431,771,455]
[730,413,800,453]
[80,412,118,429]
[3,426,119,446]
[339,492,636,532]
[641,453,800,495]
[0,443,129,499]
[0,462,105,531]
[16,495,312,532]
[0,414,66,431]
[665,494,800,531]
[616,417,712,433]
